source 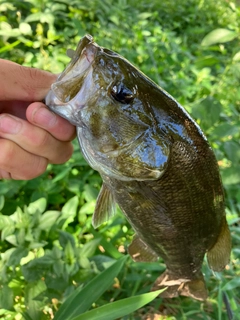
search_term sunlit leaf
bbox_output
[54,256,127,320]
[201,28,238,46]
[233,51,240,61]
[71,289,165,320]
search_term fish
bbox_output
[45,34,231,301]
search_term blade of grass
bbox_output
[21,312,33,320]
[54,256,127,320]
[71,289,165,320]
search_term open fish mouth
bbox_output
[45,35,98,125]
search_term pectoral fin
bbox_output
[92,183,115,228]
[128,235,159,262]
[207,217,231,272]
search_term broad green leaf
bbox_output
[54,256,127,320]
[25,280,47,320]
[71,289,165,320]
[83,184,99,202]
[38,210,61,231]
[62,195,79,216]
[27,198,47,215]
[233,51,240,61]
[79,238,101,258]
[19,22,32,35]
[1,225,15,241]
[0,214,11,229]
[79,200,96,214]
[201,28,238,46]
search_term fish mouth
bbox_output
[45,35,99,126]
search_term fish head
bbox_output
[46,35,170,180]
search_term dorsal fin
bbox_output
[92,183,115,228]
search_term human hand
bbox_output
[0,59,76,180]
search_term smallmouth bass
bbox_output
[45,35,231,300]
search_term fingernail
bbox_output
[0,115,22,134]
[33,107,57,128]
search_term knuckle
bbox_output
[0,140,15,168]
[34,130,51,148]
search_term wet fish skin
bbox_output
[45,35,231,300]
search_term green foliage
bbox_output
[0,0,240,319]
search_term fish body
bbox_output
[45,35,231,300]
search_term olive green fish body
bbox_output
[45,35,231,300]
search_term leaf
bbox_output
[233,51,240,61]
[0,284,14,309]
[52,166,71,183]
[24,280,47,320]
[201,28,238,46]
[59,230,76,249]
[7,247,28,267]
[191,96,222,130]
[19,22,32,35]
[223,141,240,163]
[71,289,165,320]
[38,210,61,231]
[64,241,76,264]
[211,123,239,139]
[79,200,96,214]
[62,196,79,217]
[0,195,4,211]
[79,238,101,258]
[222,278,240,291]
[27,198,47,215]
[1,225,15,241]
[54,256,127,320]
[221,166,240,185]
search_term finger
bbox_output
[26,102,76,141]
[0,114,73,164]
[0,59,57,101]
[0,139,48,180]
[0,100,29,119]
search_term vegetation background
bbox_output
[0,0,239,319]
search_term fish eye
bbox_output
[111,83,134,104]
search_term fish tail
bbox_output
[152,271,208,301]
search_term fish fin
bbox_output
[128,235,159,262]
[92,183,115,229]
[152,271,208,301]
[207,217,231,272]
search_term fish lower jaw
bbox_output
[45,90,84,126]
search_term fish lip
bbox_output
[46,37,99,123]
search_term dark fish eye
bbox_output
[111,84,134,104]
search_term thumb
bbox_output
[0,59,57,101]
